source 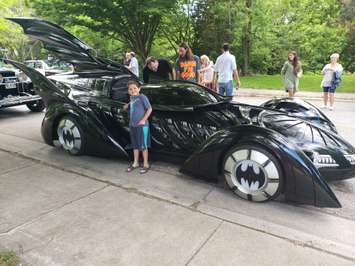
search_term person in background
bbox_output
[143,57,174,83]
[213,43,240,96]
[321,53,343,111]
[175,42,200,83]
[123,80,152,174]
[281,51,302,97]
[199,55,215,91]
[123,52,131,66]
[125,52,139,77]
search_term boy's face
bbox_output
[128,84,140,96]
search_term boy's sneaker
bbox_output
[321,105,327,109]
[329,106,334,111]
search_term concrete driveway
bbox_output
[0,96,355,266]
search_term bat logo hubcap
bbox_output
[224,148,281,202]
[234,160,267,193]
[57,118,82,154]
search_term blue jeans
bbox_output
[218,80,233,96]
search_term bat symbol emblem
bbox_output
[62,128,74,146]
[235,160,266,192]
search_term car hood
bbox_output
[7,17,129,73]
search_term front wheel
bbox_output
[223,144,283,202]
[57,116,86,155]
[26,100,45,112]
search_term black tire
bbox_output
[56,115,86,155]
[26,100,45,112]
[223,144,284,202]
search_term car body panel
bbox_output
[261,97,337,133]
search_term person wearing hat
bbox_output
[321,53,343,110]
[143,57,174,83]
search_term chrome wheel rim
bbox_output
[224,148,280,202]
[57,118,82,154]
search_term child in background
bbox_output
[123,80,152,174]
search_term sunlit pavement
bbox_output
[0,95,355,266]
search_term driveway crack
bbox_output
[185,220,223,265]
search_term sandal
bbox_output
[126,164,139,172]
[140,166,150,174]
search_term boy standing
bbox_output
[124,80,152,174]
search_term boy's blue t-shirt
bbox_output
[128,93,151,127]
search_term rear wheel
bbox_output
[26,100,45,112]
[223,144,283,202]
[57,116,86,155]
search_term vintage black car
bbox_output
[6,17,355,208]
[0,62,44,111]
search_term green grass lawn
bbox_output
[239,73,355,93]
[0,251,20,266]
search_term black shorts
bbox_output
[130,125,151,150]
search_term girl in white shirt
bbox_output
[321,53,343,110]
[199,55,215,91]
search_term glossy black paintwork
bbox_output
[261,97,337,133]
[7,17,355,208]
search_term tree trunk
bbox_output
[242,0,252,75]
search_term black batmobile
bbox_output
[6,18,355,208]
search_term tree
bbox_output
[0,0,41,61]
[339,0,355,72]
[30,0,177,62]
[158,0,197,57]
[192,0,236,60]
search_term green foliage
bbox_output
[0,250,20,266]
[0,0,40,61]
[29,0,177,61]
[1,0,353,75]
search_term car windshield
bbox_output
[143,82,226,106]
[25,61,43,69]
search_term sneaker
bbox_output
[329,106,334,111]
[321,105,327,109]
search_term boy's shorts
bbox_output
[130,125,151,150]
[323,86,336,93]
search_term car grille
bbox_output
[0,71,16,77]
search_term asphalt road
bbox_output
[0,96,355,266]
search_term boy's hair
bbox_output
[127,80,140,88]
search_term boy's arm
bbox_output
[138,107,152,125]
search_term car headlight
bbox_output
[239,106,251,118]
[344,154,355,165]
[313,153,339,168]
